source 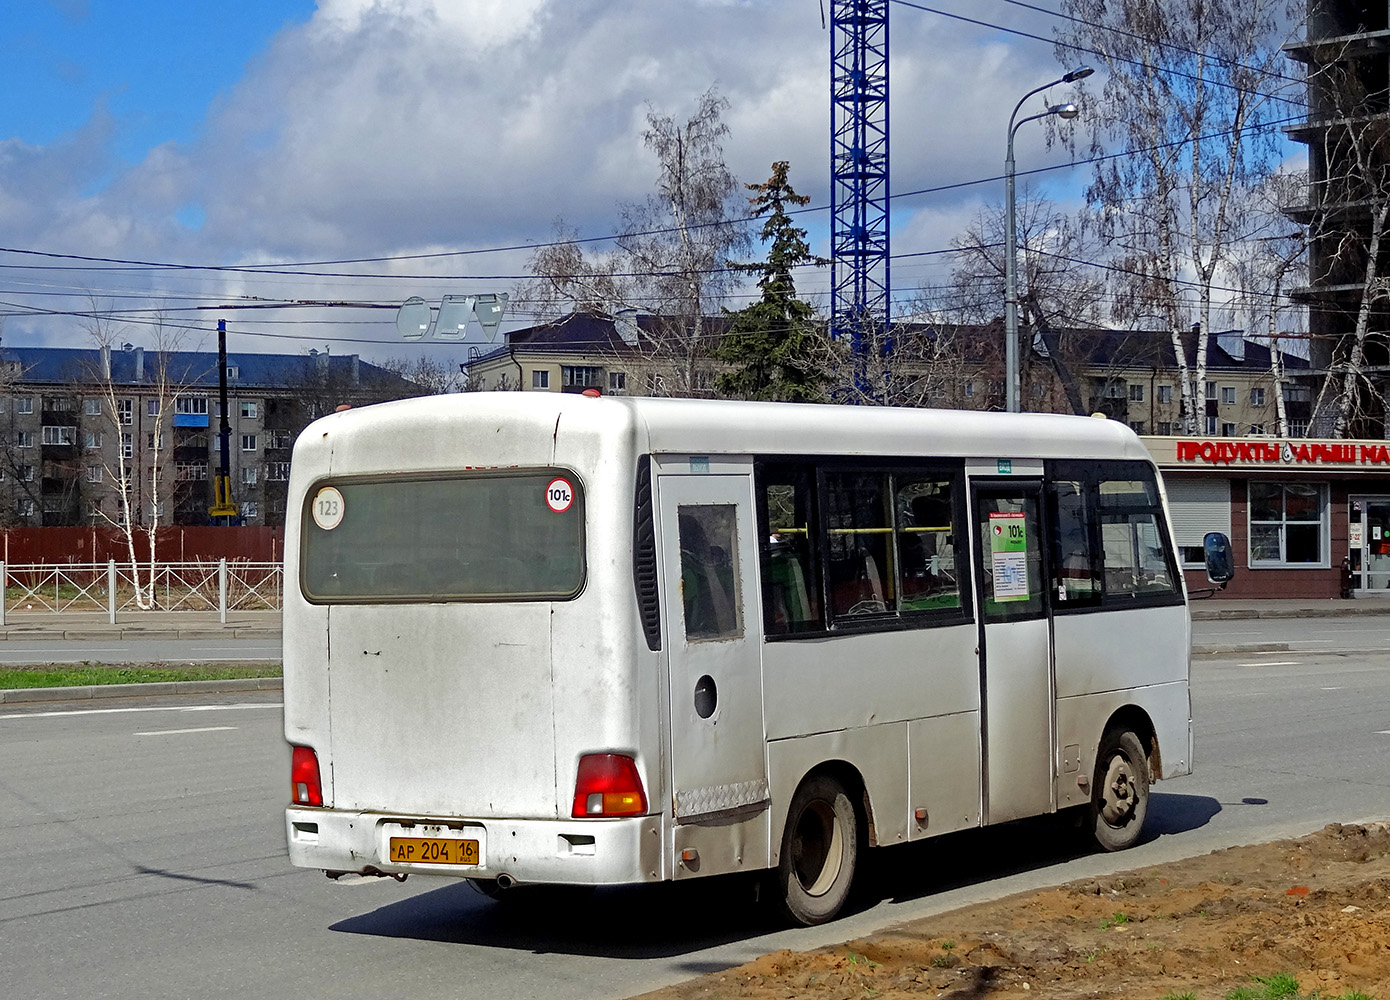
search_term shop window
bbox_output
[1249,482,1327,567]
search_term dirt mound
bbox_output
[634,823,1390,1000]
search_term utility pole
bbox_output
[208,318,239,525]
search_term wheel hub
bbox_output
[1100,754,1136,825]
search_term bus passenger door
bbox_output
[657,471,770,828]
[972,480,1054,824]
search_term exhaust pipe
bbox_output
[495,873,517,891]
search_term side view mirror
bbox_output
[1203,531,1235,588]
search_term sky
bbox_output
[0,0,1300,366]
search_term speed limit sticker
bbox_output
[545,478,574,513]
[312,487,345,530]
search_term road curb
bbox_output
[0,676,283,704]
[0,628,281,641]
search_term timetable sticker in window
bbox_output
[312,487,345,531]
[989,512,1028,601]
[546,477,574,513]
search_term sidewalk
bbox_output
[0,610,281,640]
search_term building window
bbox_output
[1221,422,1236,437]
[1249,482,1327,567]
[18,465,34,482]
[531,370,549,389]
[561,365,602,388]
[226,365,240,380]
[242,466,258,486]
[15,396,32,414]
[609,371,626,392]
[240,401,257,419]
[121,434,132,460]
[117,399,132,425]
[1285,385,1312,403]
[1031,381,1046,399]
[175,396,208,415]
[1204,381,1216,401]
[146,432,164,449]
[241,434,257,452]
[1157,421,1173,435]
[1158,385,1173,404]
[86,465,103,484]
[15,431,32,449]
[85,431,102,450]
[84,398,102,416]
[267,462,291,481]
[241,501,258,519]
[45,396,75,412]
[1288,419,1309,437]
[1104,383,1126,399]
[1204,415,1218,435]
[88,499,102,519]
[1220,386,1236,405]
[1249,423,1265,435]
[41,426,75,446]
[1129,421,1146,434]
[147,399,161,416]
[963,380,975,398]
[1129,384,1144,402]
[175,462,208,481]
[18,499,35,517]
[1251,387,1266,406]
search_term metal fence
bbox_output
[0,560,283,623]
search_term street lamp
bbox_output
[1004,65,1092,413]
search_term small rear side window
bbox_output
[301,469,585,603]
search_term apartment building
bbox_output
[0,346,412,527]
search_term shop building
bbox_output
[1145,435,1390,599]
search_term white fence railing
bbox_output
[0,561,283,624]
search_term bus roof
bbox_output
[317,392,1153,465]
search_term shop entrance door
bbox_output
[1351,497,1390,592]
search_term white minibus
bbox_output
[283,393,1223,924]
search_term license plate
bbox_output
[388,837,480,866]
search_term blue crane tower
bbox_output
[830,0,889,389]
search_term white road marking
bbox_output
[0,702,281,720]
[134,726,239,736]
[1322,687,1345,691]
[1239,661,1300,667]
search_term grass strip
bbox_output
[0,661,282,689]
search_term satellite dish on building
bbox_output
[395,297,432,341]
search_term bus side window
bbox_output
[757,467,823,634]
[896,478,961,611]
[1049,478,1100,604]
[1098,476,1177,599]
[678,506,743,641]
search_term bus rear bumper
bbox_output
[285,808,666,886]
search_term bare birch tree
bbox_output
[83,312,209,608]
[1056,0,1302,432]
[520,88,750,396]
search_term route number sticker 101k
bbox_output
[312,487,345,530]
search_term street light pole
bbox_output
[1004,66,1092,413]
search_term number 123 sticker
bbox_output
[313,487,345,530]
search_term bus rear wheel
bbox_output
[777,775,859,925]
[1089,728,1150,852]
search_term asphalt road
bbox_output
[1,643,1387,999]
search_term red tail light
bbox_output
[290,745,323,807]
[571,753,647,818]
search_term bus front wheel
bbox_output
[1089,729,1150,852]
[777,774,859,925]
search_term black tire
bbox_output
[776,774,860,925]
[1089,728,1150,852]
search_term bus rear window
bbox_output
[300,470,585,602]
